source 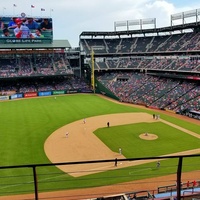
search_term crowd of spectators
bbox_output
[0,55,74,78]
[0,76,91,94]
[80,31,200,54]
[0,59,18,77]
[97,72,200,112]
[95,56,200,72]
[90,33,200,112]
[17,57,34,77]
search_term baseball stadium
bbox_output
[0,7,200,200]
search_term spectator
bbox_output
[193,180,197,187]
[186,181,190,188]
[32,28,44,38]
[39,18,52,31]
[26,17,39,29]
[8,17,17,29]
[1,28,11,37]
[0,18,4,29]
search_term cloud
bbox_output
[1,0,200,46]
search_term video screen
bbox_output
[0,16,53,44]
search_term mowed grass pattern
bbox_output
[94,122,200,158]
[0,94,199,195]
[0,94,137,166]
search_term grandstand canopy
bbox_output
[0,40,71,49]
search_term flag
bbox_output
[31,5,35,8]
[41,8,45,11]
[13,4,17,7]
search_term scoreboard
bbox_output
[0,15,53,44]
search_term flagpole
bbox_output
[13,6,16,16]
[50,9,53,17]
[30,5,35,17]
[3,8,6,16]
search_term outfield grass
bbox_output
[0,94,199,195]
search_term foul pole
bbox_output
[91,48,95,93]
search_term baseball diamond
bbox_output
[0,3,200,200]
[0,94,199,200]
[45,112,200,177]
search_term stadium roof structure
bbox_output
[0,40,71,49]
[80,21,200,38]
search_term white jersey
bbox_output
[14,25,31,38]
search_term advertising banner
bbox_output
[81,89,93,93]
[184,110,200,120]
[10,93,23,99]
[0,96,9,101]
[38,91,51,96]
[24,92,37,98]
[66,90,78,94]
[52,90,65,95]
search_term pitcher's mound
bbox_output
[139,133,158,140]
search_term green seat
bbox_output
[42,30,52,38]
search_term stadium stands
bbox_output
[80,32,200,54]
[92,56,200,72]
[0,54,74,78]
[0,76,91,95]
[80,27,200,119]
[0,10,200,200]
[97,72,200,114]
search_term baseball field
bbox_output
[0,93,199,199]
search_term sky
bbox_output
[1,0,200,47]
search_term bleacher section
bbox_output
[81,31,200,118]
[0,28,199,118]
[80,32,200,54]
[89,56,200,72]
[0,54,74,78]
[0,76,91,95]
[97,72,200,115]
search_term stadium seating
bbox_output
[0,54,75,78]
[80,31,200,54]
[41,30,53,38]
[97,72,200,113]
[93,56,200,73]
[0,29,199,116]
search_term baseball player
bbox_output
[66,132,69,138]
[119,147,122,154]
[14,18,33,38]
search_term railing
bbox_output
[0,154,200,200]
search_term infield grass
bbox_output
[94,122,200,158]
[0,94,199,195]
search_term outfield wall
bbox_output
[0,89,93,101]
[0,88,199,121]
